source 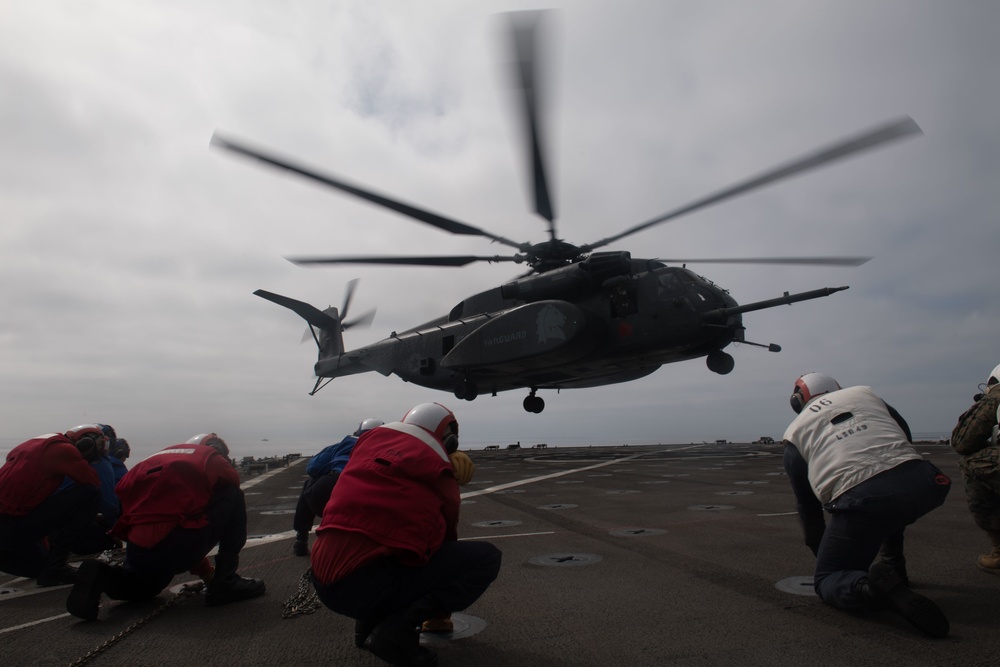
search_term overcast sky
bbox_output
[2,1,997,460]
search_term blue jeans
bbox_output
[814,460,950,608]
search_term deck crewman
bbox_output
[782,372,952,637]
[67,433,265,620]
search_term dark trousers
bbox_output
[0,485,99,578]
[292,473,340,534]
[814,460,950,608]
[312,540,502,626]
[108,485,249,601]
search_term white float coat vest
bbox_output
[783,385,922,504]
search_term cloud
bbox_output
[1,0,997,460]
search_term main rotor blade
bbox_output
[508,11,556,234]
[582,116,923,251]
[658,256,871,267]
[287,255,525,267]
[211,133,527,252]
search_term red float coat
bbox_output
[0,434,100,516]
[111,444,240,548]
[314,422,460,578]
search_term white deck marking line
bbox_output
[757,511,797,517]
[461,445,707,499]
[0,612,71,635]
[460,531,554,541]
[241,456,305,489]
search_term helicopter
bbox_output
[212,11,921,413]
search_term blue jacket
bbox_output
[109,456,128,485]
[58,454,121,524]
[306,435,358,478]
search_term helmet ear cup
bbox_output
[442,432,459,454]
[790,389,804,414]
[74,436,100,462]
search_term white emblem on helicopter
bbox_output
[536,305,567,344]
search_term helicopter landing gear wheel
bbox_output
[454,379,478,401]
[523,389,545,413]
[706,350,735,375]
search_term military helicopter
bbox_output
[212,11,921,413]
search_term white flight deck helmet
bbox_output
[790,372,842,414]
[186,433,230,458]
[402,402,459,453]
[354,418,385,437]
[988,363,1000,388]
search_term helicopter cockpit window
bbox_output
[657,272,684,296]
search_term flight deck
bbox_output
[2,441,997,666]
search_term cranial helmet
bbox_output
[402,402,459,453]
[354,418,385,437]
[65,424,109,454]
[112,438,131,460]
[790,373,842,414]
[186,433,230,458]
[98,424,117,445]
[988,363,1000,387]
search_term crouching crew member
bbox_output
[62,424,121,554]
[67,433,265,620]
[291,418,384,557]
[783,373,951,637]
[311,403,500,667]
[0,432,101,585]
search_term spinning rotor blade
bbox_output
[343,308,377,330]
[659,256,871,267]
[583,117,923,252]
[211,133,526,252]
[340,278,359,321]
[509,10,556,235]
[287,255,524,267]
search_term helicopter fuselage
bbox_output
[317,253,743,400]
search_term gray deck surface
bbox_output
[2,441,997,666]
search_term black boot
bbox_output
[867,562,949,637]
[36,546,76,587]
[66,560,112,620]
[292,532,310,557]
[205,553,266,607]
[355,618,376,648]
[365,596,443,666]
[365,612,438,667]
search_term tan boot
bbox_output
[421,612,454,633]
[978,532,1000,575]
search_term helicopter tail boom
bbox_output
[253,288,347,359]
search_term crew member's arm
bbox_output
[782,440,825,556]
[951,390,1000,452]
[436,469,461,542]
[882,401,913,442]
[205,451,241,488]
[46,441,100,487]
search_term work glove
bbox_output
[449,450,475,485]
